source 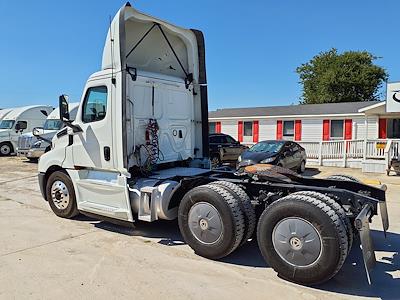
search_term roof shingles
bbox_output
[209,101,381,118]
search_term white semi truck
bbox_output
[17,103,79,161]
[0,108,13,122]
[38,3,389,285]
[0,105,53,156]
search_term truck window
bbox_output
[82,86,108,123]
[0,120,15,129]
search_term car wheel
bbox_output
[297,160,306,173]
[46,171,79,218]
[211,155,221,168]
[0,142,13,156]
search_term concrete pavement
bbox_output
[0,157,399,299]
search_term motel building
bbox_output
[209,82,400,173]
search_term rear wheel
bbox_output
[0,142,13,156]
[326,174,360,182]
[211,155,221,168]
[297,160,306,173]
[178,184,245,259]
[292,191,353,253]
[46,171,79,218]
[257,193,348,285]
[210,181,256,245]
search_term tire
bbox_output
[297,160,306,174]
[0,142,13,156]
[211,155,221,168]
[210,181,256,245]
[292,191,353,254]
[46,171,79,219]
[326,174,360,183]
[178,184,245,259]
[257,194,348,285]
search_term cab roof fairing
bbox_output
[101,4,201,84]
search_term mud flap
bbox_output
[355,204,376,285]
[379,201,389,237]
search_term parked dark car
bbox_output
[237,140,307,173]
[209,133,247,167]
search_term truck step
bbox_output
[138,186,159,222]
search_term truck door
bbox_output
[70,80,133,222]
[72,84,113,169]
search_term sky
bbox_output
[0,0,399,111]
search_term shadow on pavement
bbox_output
[317,230,399,299]
[77,214,399,298]
[303,167,321,177]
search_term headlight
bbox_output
[260,157,275,163]
[32,141,42,148]
[238,156,242,162]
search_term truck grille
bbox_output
[18,136,36,150]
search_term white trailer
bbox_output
[0,105,53,156]
[17,103,79,160]
[37,3,389,285]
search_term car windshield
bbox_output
[0,120,15,129]
[43,119,63,130]
[249,141,285,153]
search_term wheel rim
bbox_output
[211,157,220,167]
[51,180,70,210]
[0,144,11,155]
[188,202,223,245]
[272,217,322,267]
[301,161,306,172]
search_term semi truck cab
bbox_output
[38,2,209,222]
[0,105,53,156]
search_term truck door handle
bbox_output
[104,146,110,161]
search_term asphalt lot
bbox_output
[0,157,399,299]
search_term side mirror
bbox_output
[33,127,44,137]
[59,94,70,121]
[15,121,27,131]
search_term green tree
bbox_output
[296,48,388,104]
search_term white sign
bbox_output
[386,82,400,112]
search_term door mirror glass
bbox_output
[59,94,70,121]
[33,127,44,136]
[15,121,27,131]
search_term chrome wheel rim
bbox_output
[272,217,322,267]
[0,144,11,155]
[188,202,223,245]
[51,180,70,210]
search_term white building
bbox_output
[209,101,397,143]
[209,83,400,173]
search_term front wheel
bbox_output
[0,142,13,156]
[46,171,79,218]
[257,194,348,285]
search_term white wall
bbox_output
[213,114,380,143]
[259,119,275,140]
[301,118,323,142]
[220,120,238,140]
[353,115,379,139]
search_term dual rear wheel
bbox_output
[179,184,351,285]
